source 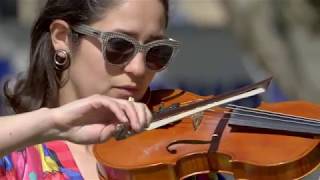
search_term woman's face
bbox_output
[62,0,167,102]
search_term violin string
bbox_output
[177,98,319,124]
[205,108,319,127]
[164,114,318,135]
[161,105,319,136]
[227,104,320,123]
[176,115,318,129]
[200,109,320,134]
[224,111,320,127]
[156,101,320,129]
[203,106,320,127]
[226,105,320,126]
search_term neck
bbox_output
[59,81,78,106]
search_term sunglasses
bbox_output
[72,24,180,71]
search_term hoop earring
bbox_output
[54,49,71,71]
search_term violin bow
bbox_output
[114,77,272,140]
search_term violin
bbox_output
[93,78,320,180]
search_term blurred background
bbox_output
[1,0,320,110]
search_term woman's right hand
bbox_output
[50,94,152,144]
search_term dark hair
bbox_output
[4,0,169,113]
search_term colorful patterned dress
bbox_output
[0,141,83,180]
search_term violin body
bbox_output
[94,89,320,180]
[209,101,320,180]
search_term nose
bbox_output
[123,52,147,76]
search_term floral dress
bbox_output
[0,141,83,180]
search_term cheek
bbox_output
[134,71,156,100]
[141,71,156,90]
[68,40,112,96]
[145,72,156,84]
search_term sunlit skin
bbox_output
[58,0,167,104]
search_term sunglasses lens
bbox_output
[146,45,173,70]
[105,38,135,64]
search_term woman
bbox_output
[1,0,180,179]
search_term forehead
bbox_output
[91,0,166,40]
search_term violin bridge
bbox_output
[191,111,204,131]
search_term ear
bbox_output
[50,20,72,51]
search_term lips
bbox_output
[115,85,138,91]
[113,85,138,98]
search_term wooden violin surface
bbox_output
[209,101,320,180]
[94,89,320,180]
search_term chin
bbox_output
[106,87,146,101]
[108,90,136,100]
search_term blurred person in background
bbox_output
[224,1,320,178]
[225,0,320,103]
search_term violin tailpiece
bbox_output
[191,111,204,131]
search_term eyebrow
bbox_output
[113,29,167,43]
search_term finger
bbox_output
[134,103,147,131]
[99,124,117,142]
[137,103,152,129]
[119,100,140,132]
[98,96,129,124]
[144,105,153,127]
